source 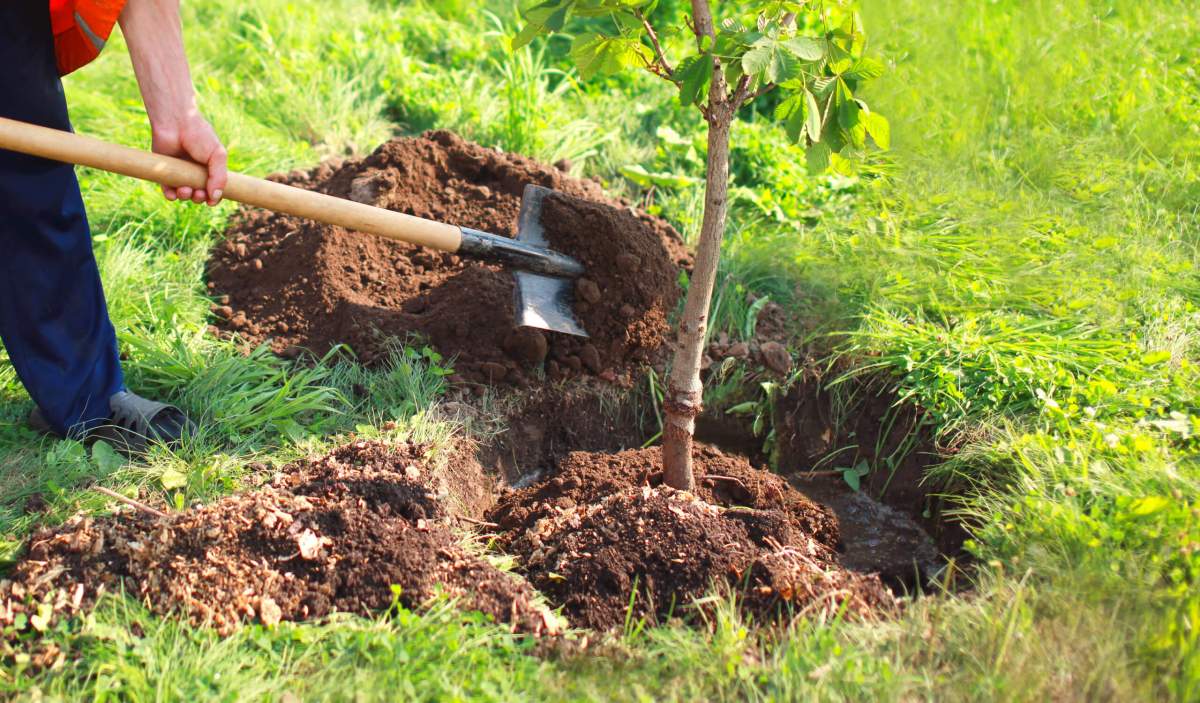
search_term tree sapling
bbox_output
[516,0,889,489]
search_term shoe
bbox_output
[28,391,196,455]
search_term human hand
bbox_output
[151,112,227,206]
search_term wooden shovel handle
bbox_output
[0,116,463,253]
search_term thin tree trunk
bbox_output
[662,112,732,490]
[662,0,733,490]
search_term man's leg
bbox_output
[0,2,125,437]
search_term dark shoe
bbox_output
[94,391,195,454]
[28,392,195,455]
[27,406,55,436]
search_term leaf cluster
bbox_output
[514,0,889,170]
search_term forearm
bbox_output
[119,0,195,132]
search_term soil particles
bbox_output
[206,131,688,385]
[0,441,556,643]
[488,445,896,631]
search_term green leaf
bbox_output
[620,164,701,189]
[512,23,543,50]
[843,468,861,491]
[742,37,800,84]
[783,36,825,61]
[30,602,53,632]
[1127,495,1169,517]
[804,89,823,142]
[844,57,885,81]
[571,34,649,80]
[774,93,807,142]
[806,142,831,173]
[1141,350,1171,365]
[726,402,758,416]
[863,111,890,149]
[160,468,188,490]
[91,440,124,476]
[675,53,713,107]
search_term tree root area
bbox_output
[489,444,896,630]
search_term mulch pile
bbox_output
[488,445,896,630]
[0,441,556,647]
[206,130,688,385]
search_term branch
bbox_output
[689,0,716,46]
[94,485,168,519]
[635,9,674,78]
[732,74,752,104]
[690,0,729,114]
[736,81,777,107]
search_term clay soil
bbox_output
[488,445,895,631]
[0,441,556,641]
[206,131,688,384]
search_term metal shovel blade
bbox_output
[511,184,589,337]
[514,270,588,337]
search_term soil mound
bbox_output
[0,441,555,640]
[540,193,681,377]
[206,131,688,384]
[490,444,838,549]
[488,446,894,630]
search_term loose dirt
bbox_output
[206,131,688,384]
[488,445,894,630]
[0,441,555,642]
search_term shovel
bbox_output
[0,116,588,337]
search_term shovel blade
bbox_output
[514,270,588,337]
[511,183,588,337]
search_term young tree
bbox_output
[516,1,889,490]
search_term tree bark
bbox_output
[662,109,733,490]
[662,0,734,490]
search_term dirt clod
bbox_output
[575,278,602,305]
[207,131,688,385]
[759,341,792,375]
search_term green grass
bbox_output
[0,0,1197,698]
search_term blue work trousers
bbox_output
[0,1,124,436]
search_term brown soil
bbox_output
[488,445,894,630]
[479,383,654,487]
[0,441,555,642]
[206,131,688,384]
[539,193,681,376]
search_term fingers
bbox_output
[206,145,228,206]
[181,125,227,208]
[154,118,227,207]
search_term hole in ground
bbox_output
[472,374,968,606]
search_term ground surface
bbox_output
[0,0,1197,700]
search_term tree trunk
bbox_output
[662,110,733,490]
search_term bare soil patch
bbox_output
[206,131,688,385]
[0,441,555,643]
[488,445,895,630]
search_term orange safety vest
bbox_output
[49,0,127,76]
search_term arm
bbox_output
[119,0,226,205]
